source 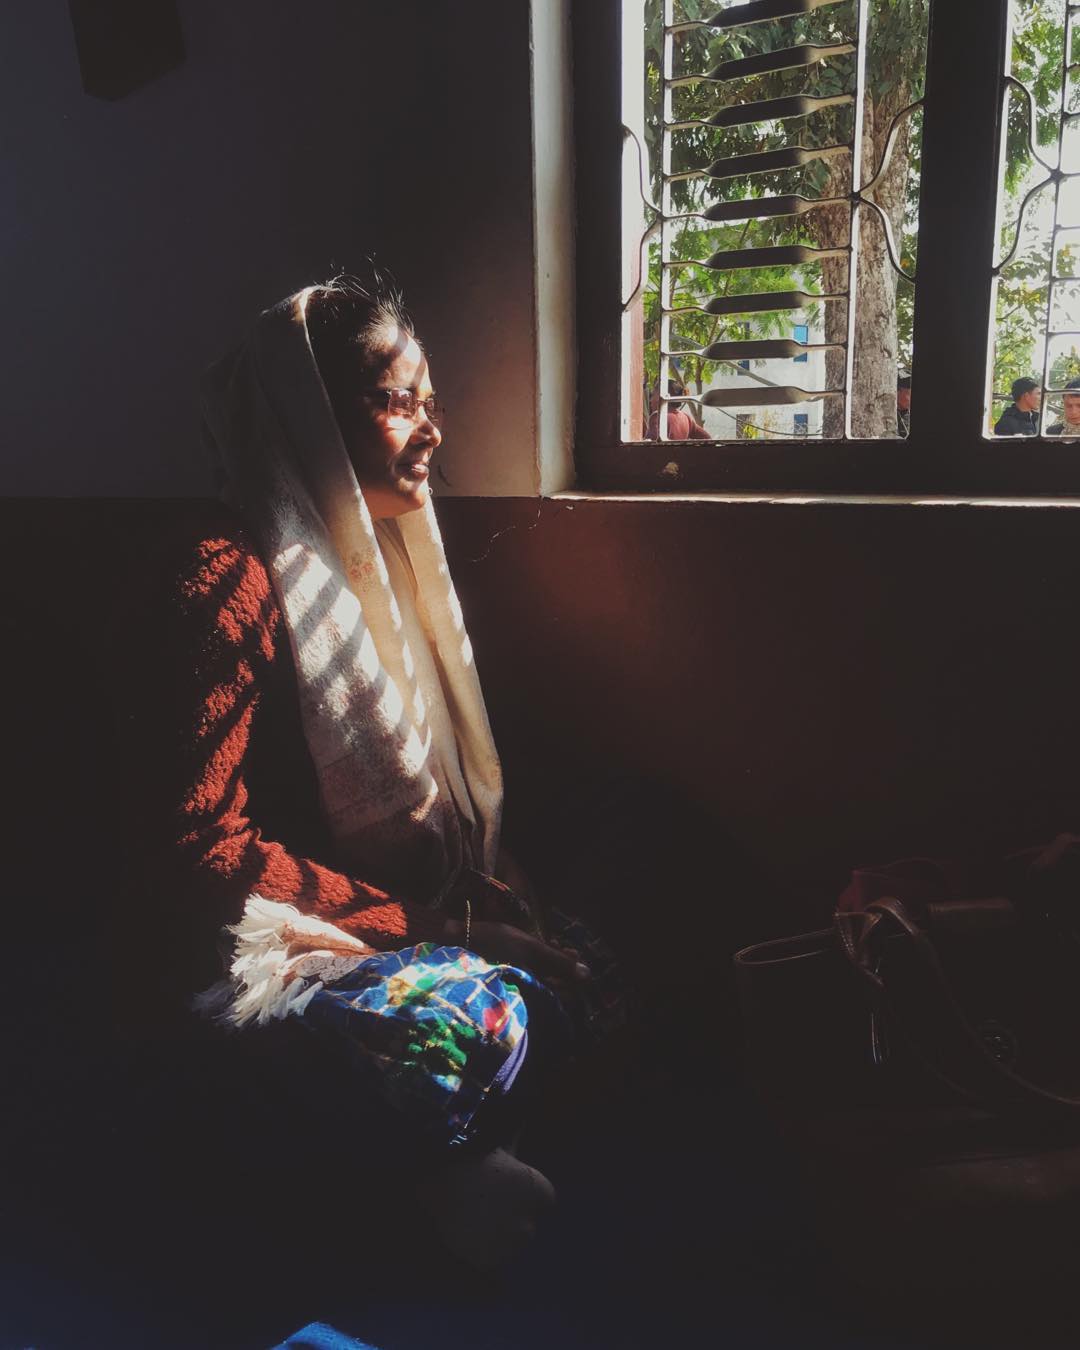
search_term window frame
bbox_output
[573,0,1080,497]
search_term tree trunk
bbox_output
[812,86,912,439]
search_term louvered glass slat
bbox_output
[699,287,836,315]
[701,384,837,406]
[699,336,841,359]
[674,0,846,33]
[701,193,846,223]
[699,244,847,270]
[670,92,852,128]
[701,143,849,180]
[681,40,854,84]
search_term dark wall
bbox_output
[0,2,538,496]
[13,497,1077,937]
[438,497,1080,912]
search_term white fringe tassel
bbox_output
[193,894,373,1028]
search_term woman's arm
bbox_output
[147,527,446,950]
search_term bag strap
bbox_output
[854,894,1080,1118]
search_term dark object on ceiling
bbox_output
[68,0,185,100]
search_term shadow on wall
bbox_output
[437,496,1080,912]
[5,494,1080,940]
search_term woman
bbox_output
[151,272,589,1267]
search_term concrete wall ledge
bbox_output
[554,490,1080,510]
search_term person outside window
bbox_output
[896,374,911,437]
[994,377,1041,435]
[1046,377,1080,436]
[645,379,711,440]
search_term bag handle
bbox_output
[853,894,1080,1118]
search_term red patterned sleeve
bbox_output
[158,528,446,950]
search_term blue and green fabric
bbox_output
[273,1322,379,1349]
[300,942,562,1144]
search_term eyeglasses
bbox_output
[360,386,444,428]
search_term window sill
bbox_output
[574,437,1080,499]
[553,489,1080,510]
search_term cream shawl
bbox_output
[199,288,502,902]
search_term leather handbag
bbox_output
[733,836,1080,1290]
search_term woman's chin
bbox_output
[362,479,429,520]
[402,478,430,511]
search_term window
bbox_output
[575,0,1080,495]
[636,0,927,445]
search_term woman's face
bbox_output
[339,329,442,519]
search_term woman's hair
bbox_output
[306,267,416,410]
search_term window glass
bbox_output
[988,0,1080,437]
[624,0,929,442]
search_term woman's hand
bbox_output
[495,846,538,912]
[443,868,537,933]
[494,846,548,939]
[441,917,590,984]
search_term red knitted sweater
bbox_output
[139,509,447,955]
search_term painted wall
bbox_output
[7,495,1078,940]
[1,1,539,496]
[437,497,1080,913]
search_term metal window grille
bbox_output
[988,1,1080,438]
[648,0,922,443]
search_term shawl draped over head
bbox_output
[199,287,503,903]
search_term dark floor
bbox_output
[6,1013,1080,1350]
[4,678,1079,1349]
